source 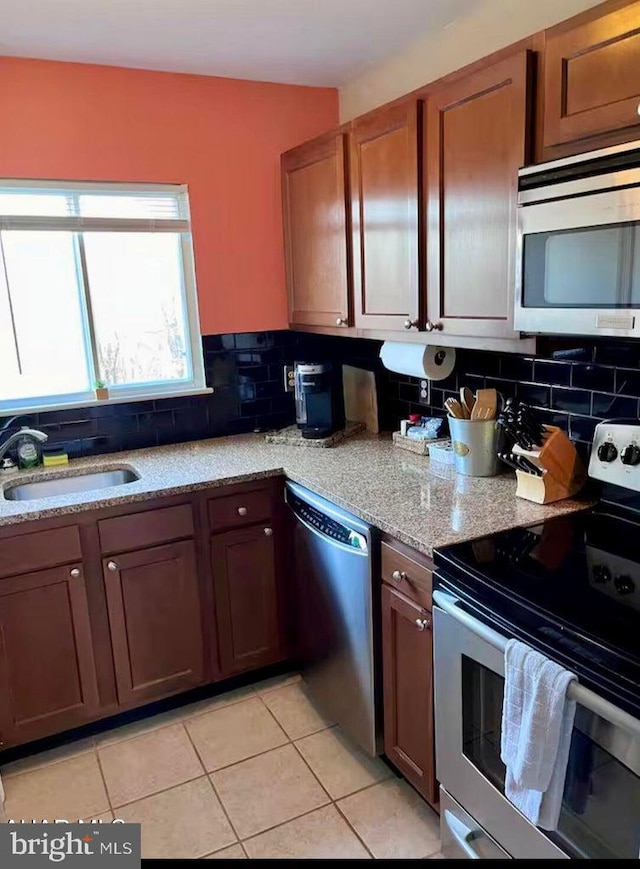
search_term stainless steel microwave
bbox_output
[515,139,640,338]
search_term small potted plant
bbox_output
[95,379,109,401]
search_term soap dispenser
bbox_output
[16,428,41,469]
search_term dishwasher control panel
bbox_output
[287,490,367,550]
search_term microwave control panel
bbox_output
[589,421,640,489]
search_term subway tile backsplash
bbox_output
[4,330,640,461]
[385,338,640,459]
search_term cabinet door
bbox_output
[282,130,352,329]
[543,1,640,153]
[382,584,437,806]
[103,541,205,706]
[426,51,532,339]
[351,101,423,332]
[211,524,283,677]
[0,564,99,747]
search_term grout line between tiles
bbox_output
[182,723,241,844]
[93,747,116,818]
[290,739,375,859]
[108,772,209,813]
[332,789,380,860]
[239,799,336,851]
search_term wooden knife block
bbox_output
[512,426,586,505]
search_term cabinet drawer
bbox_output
[98,504,194,554]
[381,540,433,610]
[208,488,272,532]
[0,525,82,579]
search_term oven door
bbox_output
[433,589,640,860]
[515,171,640,338]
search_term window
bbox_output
[0,180,207,413]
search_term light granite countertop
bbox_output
[0,433,593,557]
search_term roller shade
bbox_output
[0,181,190,232]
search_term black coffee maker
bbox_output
[294,362,344,439]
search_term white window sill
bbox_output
[0,387,214,417]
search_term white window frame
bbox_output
[0,179,209,415]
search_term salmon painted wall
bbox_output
[0,57,338,333]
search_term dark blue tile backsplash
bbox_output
[4,329,640,461]
[384,337,640,459]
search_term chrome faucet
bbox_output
[0,416,48,463]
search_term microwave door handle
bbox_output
[433,589,640,740]
[443,810,482,859]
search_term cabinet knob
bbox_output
[637,102,640,117]
[415,617,430,631]
[336,317,346,326]
[107,561,119,572]
[69,567,81,578]
[237,506,248,516]
[391,570,407,582]
[425,321,443,332]
[404,319,419,330]
[264,527,273,536]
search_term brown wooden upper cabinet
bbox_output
[426,50,533,339]
[281,129,352,329]
[351,101,423,332]
[543,0,640,156]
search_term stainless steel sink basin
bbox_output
[3,468,139,501]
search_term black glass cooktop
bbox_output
[434,506,640,717]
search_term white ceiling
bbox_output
[0,0,479,86]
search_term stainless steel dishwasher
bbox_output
[285,481,379,756]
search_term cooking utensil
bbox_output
[471,388,498,420]
[460,387,474,418]
[445,397,467,419]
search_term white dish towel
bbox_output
[500,638,577,831]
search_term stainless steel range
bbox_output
[433,420,640,859]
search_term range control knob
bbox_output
[621,444,640,466]
[615,575,635,595]
[593,564,611,584]
[597,442,618,463]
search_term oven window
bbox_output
[522,222,640,309]
[461,656,640,859]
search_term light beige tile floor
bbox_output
[1,672,444,859]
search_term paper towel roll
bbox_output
[379,342,456,380]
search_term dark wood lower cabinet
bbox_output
[211,524,283,677]
[382,584,438,807]
[0,480,289,751]
[0,564,99,747]
[103,540,206,706]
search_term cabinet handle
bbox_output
[237,506,248,516]
[107,561,119,572]
[404,318,419,330]
[69,567,81,578]
[336,317,346,326]
[425,320,443,332]
[391,569,407,582]
[415,617,430,631]
[264,527,273,536]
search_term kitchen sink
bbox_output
[3,468,140,501]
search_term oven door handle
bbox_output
[443,809,481,859]
[433,589,640,740]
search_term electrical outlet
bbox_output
[283,364,295,393]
